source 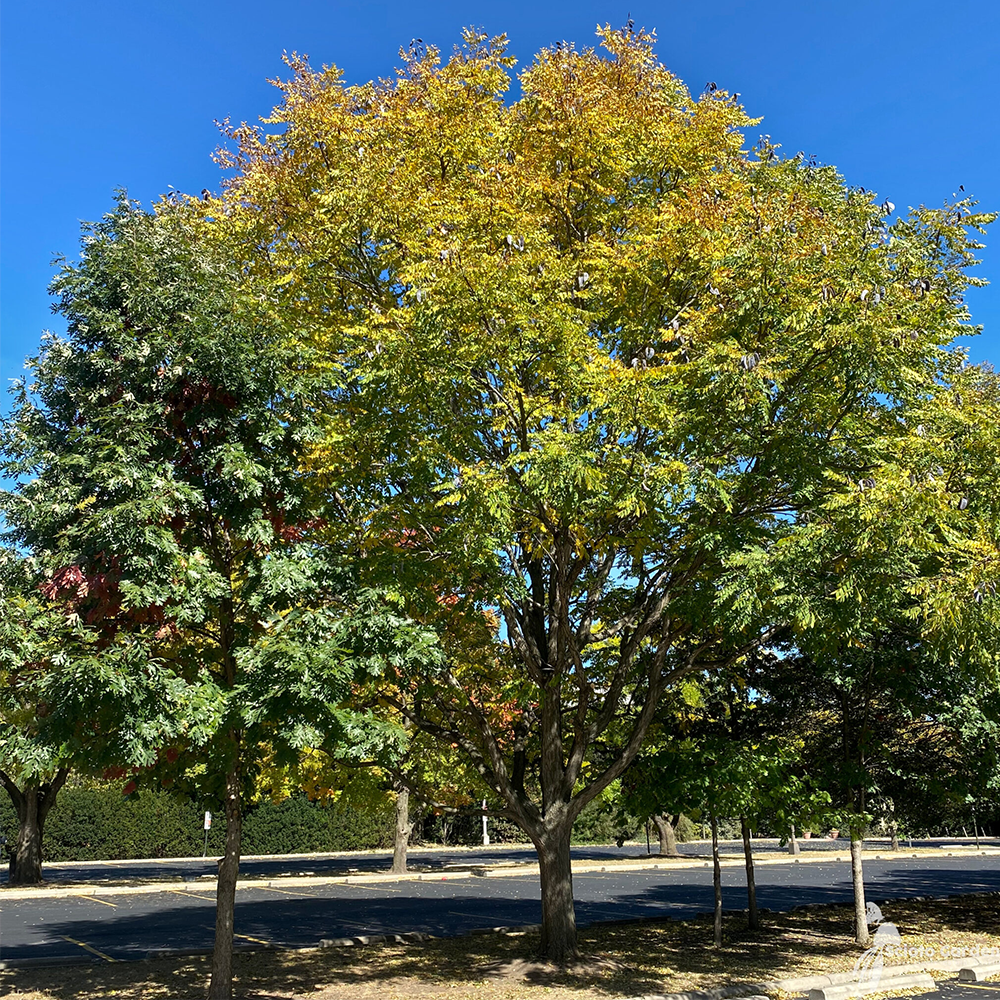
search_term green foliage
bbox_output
[0,195,368,802]
[0,786,395,861]
[220,24,997,843]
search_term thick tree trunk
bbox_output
[209,752,243,1000]
[850,827,870,947]
[391,781,412,874]
[536,816,577,963]
[3,768,68,886]
[710,810,722,947]
[10,788,44,885]
[652,813,681,857]
[741,816,760,931]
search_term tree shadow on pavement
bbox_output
[3,890,1000,999]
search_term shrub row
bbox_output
[0,787,395,862]
[0,784,696,862]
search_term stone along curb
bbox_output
[960,962,1000,982]
[807,972,936,1000]
[775,956,992,991]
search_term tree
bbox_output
[0,549,171,884]
[751,354,1000,946]
[0,197,362,999]
[621,672,829,942]
[218,26,994,960]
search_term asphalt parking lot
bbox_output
[3,851,1000,965]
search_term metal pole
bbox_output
[481,798,489,846]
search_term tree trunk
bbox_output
[209,751,243,1000]
[789,823,800,855]
[890,821,899,851]
[652,813,681,857]
[536,816,577,963]
[741,816,760,931]
[710,810,722,947]
[391,780,411,874]
[3,768,68,886]
[850,826,870,947]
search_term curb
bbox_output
[807,973,936,1000]
[6,846,997,901]
[0,869,478,901]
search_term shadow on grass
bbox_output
[4,894,1000,999]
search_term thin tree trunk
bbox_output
[652,813,681,857]
[850,826,870,947]
[392,780,411,874]
[741,816,760,930]
[789,823,800,855]
[710,810,722,947]
[2,768,68,886]
[536,814,577,963]
[209,750,242,1000]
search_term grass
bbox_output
[3,894,999,999]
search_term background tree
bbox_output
[0,197,364,999]
[219,26,994,961]
[0,552,160,883]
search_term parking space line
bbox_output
[447,909,512,921]
[257,885,317,898]
[60,935,117,962]
[74,894,118,908]
[167,889,215,901]
[234,932,272,946]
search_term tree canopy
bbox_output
[209,25,997,960]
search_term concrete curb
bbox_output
[6,845,998,901]
[808,972,935,1000]
[960,963,1000,982]
[0,869,478,901]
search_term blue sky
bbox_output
[2,0,998,394]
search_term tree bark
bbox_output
[741,816,760,931]
[536,813,578,963]
[2,768,68,886]
[652,813,681,857]
[850,826,870,947]
[209,750,243,1000]
[392,780,412,874]
[710,810,722,947]
[789,823,801,855]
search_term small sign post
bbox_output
[203,811,212,857]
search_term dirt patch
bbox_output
[3,894,999,999]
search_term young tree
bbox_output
[0,198,361,999]
[0,550,172,884]
[218,26,994,960]
[0,555,79,883]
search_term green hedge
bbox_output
[0,784,691,862]
[0,786,394,862]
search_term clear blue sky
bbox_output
[2,0,998,395]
